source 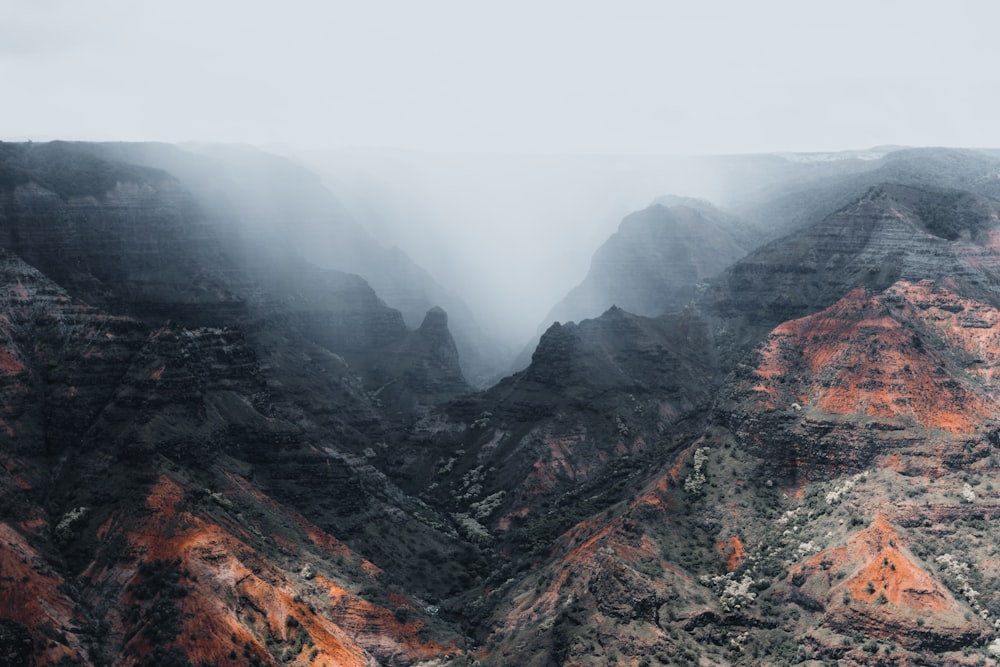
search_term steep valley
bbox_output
[6,142,1000,666]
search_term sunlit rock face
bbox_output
[780,514,989,651]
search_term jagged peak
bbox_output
[615,198,725,235]
[602,304,625,318]
[847,512,899,556]
[418,305,449,330]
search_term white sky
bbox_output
[4,0,1000,155]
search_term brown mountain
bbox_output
[459,161,1000,665]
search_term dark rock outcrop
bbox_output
[89,141,507,385]
[0,142,474,665]
[391,305,719,544]
[9,141,1000,666]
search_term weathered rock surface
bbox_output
[0,142,473,665]
[9,141,1000,666]
[89,140,507,385]
[724,281,1000,481]
[783,515,988,650]
[707,182,1000,365]
[391,305,719,545]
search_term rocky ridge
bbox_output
[723,280,1000,482]
[0,142,476,666]
[457,157,1000,665]
[8,143,1000,665]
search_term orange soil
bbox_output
[91,473,457,666]
[668,441,700,484]
[144,474,186,515]
[719,535,746,571]
[525,427,591,494]
[0,522,86,663]
[749,283,1000,434]
[810,515,956,615]
[508,476,687,629]
[843,546,949,611]
[317,576,455,661]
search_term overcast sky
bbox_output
[4,0,1000,155]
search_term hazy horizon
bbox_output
[6,2,1000,155]
[301,147,786,344]
[5,1,1000,346]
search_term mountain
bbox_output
[385,306,719,552]
[724,280,1000,479]
[707,181,1000,367]
[0,248,467,665]
[544,199,754,327]
[88,141,506,386]
[403,154,1000,665]
[506,199,755,374]
[0,142,478,665]
[448,175,1000,665]
[732,147,1000,242]
[8,141,1000,666]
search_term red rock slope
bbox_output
[726,280,1000,480]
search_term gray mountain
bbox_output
[91,141,505,386]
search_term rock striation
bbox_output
[9,141,1000,666]
[724,281,1000,481]
[707,182,1000,366]
[0,142,473,666]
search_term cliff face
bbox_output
[723,281,1000,482]
[89,141,506,386]
[0,142,473,666]
[707,183,1000,365]
[466,163,1000,666]
[386,305,720,558]
[0,143,469,412]
[733,147,1000,245]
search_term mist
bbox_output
[6,1,1000,367]
[300,150,763,344]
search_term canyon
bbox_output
[4,141,1000,665]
